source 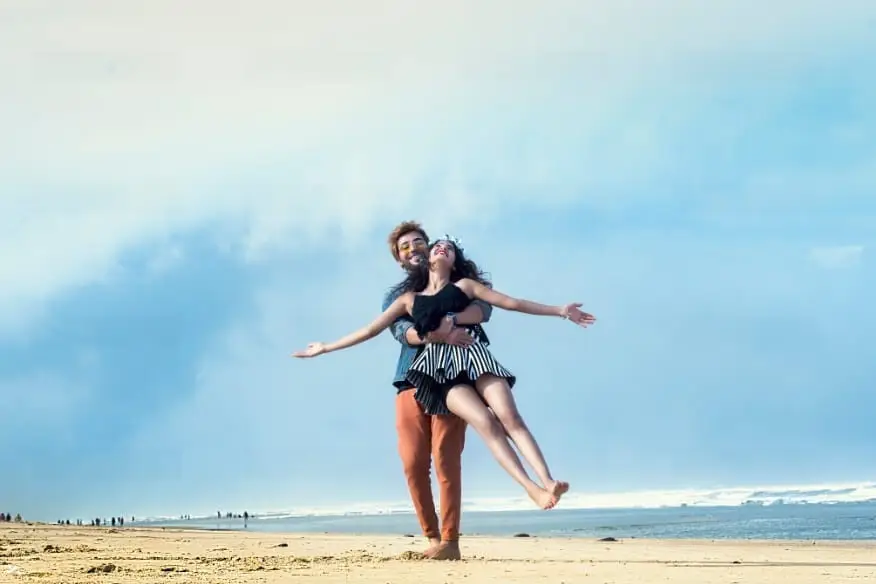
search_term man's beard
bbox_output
[397,251,431,293]
[403,251,428,272]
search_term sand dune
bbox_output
[2,522,874,583]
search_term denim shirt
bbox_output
[382,287,493,391]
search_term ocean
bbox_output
[147,501,876,540]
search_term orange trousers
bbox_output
[395,389,466,542]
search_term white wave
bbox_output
[156,479,876,522]
[463,481,876,513]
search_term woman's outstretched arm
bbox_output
[292,295,411,358]
[456,279,595,326]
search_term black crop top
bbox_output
[411,284,474,340]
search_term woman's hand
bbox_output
[560,303,596,327]
[292,342,327,358]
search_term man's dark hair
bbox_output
[387,220,429,262]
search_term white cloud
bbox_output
[1,0,875,337]
[810,245,865,269]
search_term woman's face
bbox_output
[429,240,457,268]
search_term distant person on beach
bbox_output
[292,224,596,528]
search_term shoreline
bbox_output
[8,520,876,544]
[85,498,876,529]
[132,524,876,543]
[15,520,876,542]
[3,523,876,583]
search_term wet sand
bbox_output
[2,522,875,583]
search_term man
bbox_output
[382,220,492,561]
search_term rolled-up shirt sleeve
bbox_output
[383,290,414,346]
[473,298,493,323]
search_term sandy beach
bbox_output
[2,522,874,583]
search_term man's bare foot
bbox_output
[527,486,557,510]
[424,541,461,560]
[423,537,441,556]
[546,479,570,501]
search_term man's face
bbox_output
[396,230,428,269]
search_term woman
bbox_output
[293,236,595,509]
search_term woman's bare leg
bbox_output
[444,383,557,510]
[476,374,569,500]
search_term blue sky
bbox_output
[1,1,875,521]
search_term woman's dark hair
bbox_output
[389,240,491,297]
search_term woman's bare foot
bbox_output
[546,479,570,501]
[527,485,558,510]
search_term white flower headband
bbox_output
[431,234,464,253]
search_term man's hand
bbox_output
[426,316,453,343]
[445,327,474,347]
[426,316,474,347]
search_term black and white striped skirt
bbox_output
[404,338,516,416]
